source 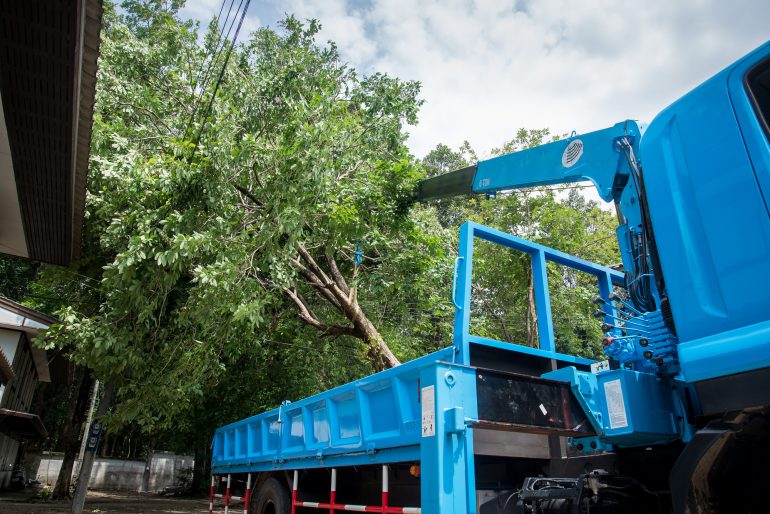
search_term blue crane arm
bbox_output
[415,120,656,316]
[415,117,672,370]
[416,120,643,203]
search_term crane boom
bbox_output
[415,118,661,320]
[415,121,642,204]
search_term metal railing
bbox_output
[451,221,625,366]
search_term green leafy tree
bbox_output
[0,255,39,301]
[22,3,622,487]
[40,3,444,436]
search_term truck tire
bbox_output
[251,477,291,514]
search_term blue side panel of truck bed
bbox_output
[211,347,454,473]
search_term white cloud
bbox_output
[179,0,262,44]
[181,0,770,161]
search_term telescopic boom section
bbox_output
[415,121,643,204]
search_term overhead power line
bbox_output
[190,0,241,118]
[190,0,252,157]
[184,0,238,136]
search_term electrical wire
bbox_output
[182,0,238,139]
[191,0,231,93]
[261,338,361,354]
[190,0,243,117]
[190,0,252,157]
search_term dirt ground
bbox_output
[0,489,214,513]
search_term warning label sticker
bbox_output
[421,385,435,437]
[603,379,629,430]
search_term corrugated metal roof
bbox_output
[0,407,48,439]
[0,0,103,265]
[0,296,59,328]
[0,297,59,383]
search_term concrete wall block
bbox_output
[28,452,195,492]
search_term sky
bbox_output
[179,0,770,160]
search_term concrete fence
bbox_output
[28,452,194,492]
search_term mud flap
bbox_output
[669,425,729,514]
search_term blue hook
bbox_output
[352,239,363,267]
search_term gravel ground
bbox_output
[0,489,212,513]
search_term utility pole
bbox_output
[71,382,113,514]
[72,379,99,479]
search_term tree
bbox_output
[51,369,94,499]
[24,3,621,492]
[40,3,441,436]
[0,255,38,301]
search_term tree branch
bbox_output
[234,185,264,208]
[283,287,318,322]
[297,244,349,305]
[290,258,342,310]
[324,250,350,296]
[294,287,319,321]
[283,287,358,338]
[297,244,333,287]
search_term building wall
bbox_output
[2,332,37,412]
[0,328,21,402]
[0,435,19,488]
[30,452,195,492]
[0,329,23,488]
[0,329,39,489]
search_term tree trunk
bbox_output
[284,245,400,371]
[191,443,211,494]
[235,189,399,371]
[351,305,400,371]
[526,269,539,347]
[141,437,155,493]
[99,432,110,457]
[51,368,94,500]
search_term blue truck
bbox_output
[209,40,770,514]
